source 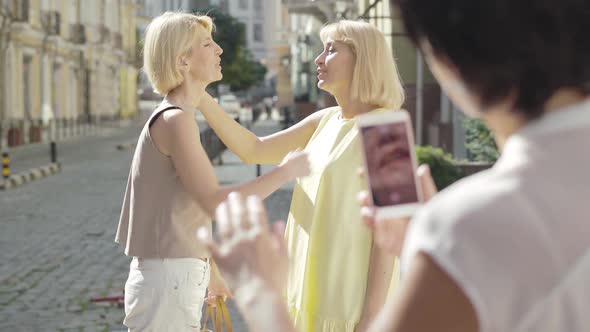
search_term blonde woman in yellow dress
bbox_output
[197,20,405,331]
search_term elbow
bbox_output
[237,144,262,164]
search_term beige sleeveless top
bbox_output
[115,103,212,258]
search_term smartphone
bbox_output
[357,110,422,219]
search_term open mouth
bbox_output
[379,147,410,168]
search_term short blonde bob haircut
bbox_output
[320,20,404,109]
[143,12,214,95]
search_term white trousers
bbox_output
[123,257,210,332]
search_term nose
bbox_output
[314,52,324,66]
[215,42,223,55]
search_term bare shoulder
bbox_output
[150,108,199,155]
[310,107,337,121]
[154,109,198,135]
[300,107,337,128]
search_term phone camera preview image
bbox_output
[360,123,418,207]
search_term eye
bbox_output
[328,47,335,54]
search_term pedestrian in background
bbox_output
[198,20,406,331]
[115,12,309,331]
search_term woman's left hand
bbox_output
[206,267,232,304]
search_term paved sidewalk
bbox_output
[0,116,292,331]
[3,123,140,176]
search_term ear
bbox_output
[177,55,189,73]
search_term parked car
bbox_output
[219,94,241,121]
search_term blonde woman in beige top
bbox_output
[115,12,309,332]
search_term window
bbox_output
[239,0,248,10]
[254,0,262,10]
[253,23,263,42]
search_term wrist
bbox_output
[233,276,270,308]
[275,163,293,182]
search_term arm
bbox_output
[356,243,397,331]
[234,277,296,332]
[200,193,296,332]
[199,93,328,164]
[367,252,479,332]
[154,109,307,217]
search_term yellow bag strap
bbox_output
[202,303,214,332]
[202,298,232,332]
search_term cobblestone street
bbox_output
[0,115,291,331]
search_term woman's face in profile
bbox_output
[185,34,224,85]
[314,38,355,96]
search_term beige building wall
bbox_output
[0,0,139,146]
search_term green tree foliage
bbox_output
[201,7,267,91]
[463,118,499,162]
[415,146,464,189]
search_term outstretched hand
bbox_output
[198,192,289,297]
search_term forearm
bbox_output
[234,278,296,332]
[199,93,262,163]
[358,243,397,330]
[207,165,292,215]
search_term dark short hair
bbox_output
[392,0,590,118]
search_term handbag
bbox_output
[202,297,233,332]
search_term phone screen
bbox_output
[360,122,418,207]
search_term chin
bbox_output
[317,81,330,92]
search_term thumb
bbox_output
[271,221,288,257]
[417,164,437,202]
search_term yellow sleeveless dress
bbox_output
[286,107,401,332]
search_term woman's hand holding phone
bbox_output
[358,164,437,256]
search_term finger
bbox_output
[271,221,289,257]
[205,296,217,306]
[272,220,286,236]
[215,201,233,240]
[357,190,372,207]
[360,206,377,229]
[357,167,365,179]
[198,227,223,263]
[416,164,437,202]
[246,195,269,230]
[228,192,248,231]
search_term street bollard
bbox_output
[256,164,261,177]
[2,151,10,179]
[50,141,58,164]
